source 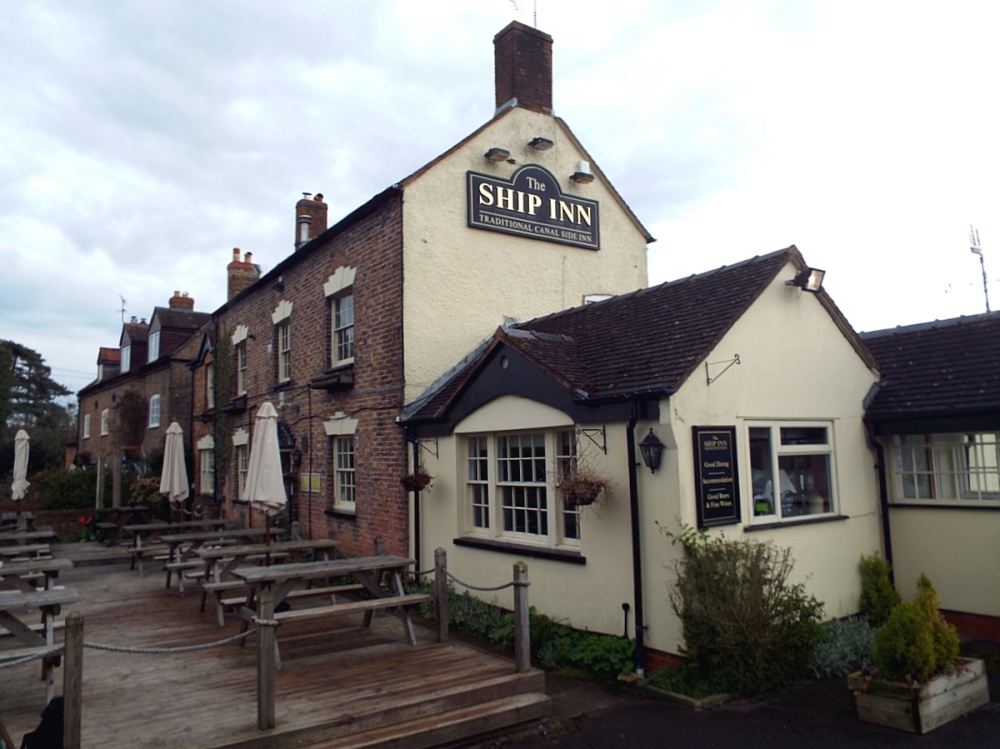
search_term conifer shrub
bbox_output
[858,553,901,627]
[873,573,960,682]
[668,530,824,695]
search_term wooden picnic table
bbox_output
[94,504,152,545]
[125,518,229,575]
[0,557,73,593]
[0,528,56,546]
[158,527,286,592]
[196,538,341,626]
[0,587,79,703]
[233,555,427,659]
[0,543,51,560]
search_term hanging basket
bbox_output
[563,479,605,507]
[400,470,433,492]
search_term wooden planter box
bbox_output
[847,657,990,734]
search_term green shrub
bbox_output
[31,468,101,510]
[858,553,901,627]
[873,601,936,682]
[810,617,875,678]
[915,573,959,673]
[645,661,723,699]
[668,531,825,695]
[873,573,960,683]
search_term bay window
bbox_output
[892,432,1000,503]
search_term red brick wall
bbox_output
[213,194,407,557]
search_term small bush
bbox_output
[811,617,876,679]
[645,662,723,699]
[668,531,825,695]
[858,553,901,627]
[915,573,960,673]
[31,468,101,510]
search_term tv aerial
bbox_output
[969,225,991,313]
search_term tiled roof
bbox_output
[406,247,802,421]
[511,247,796,398]
[861,312,1000,423]
[152,307,211,331]
[121,322,148,344]
[97,347,120,364]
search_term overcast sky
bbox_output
[2,0,998,399]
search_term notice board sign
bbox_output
[692,426,741,528]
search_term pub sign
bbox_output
[467,164,600,250]
[692,426,741,528]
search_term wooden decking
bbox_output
[1,546,548,748]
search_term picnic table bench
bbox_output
[125,518,229,575]
[0,528,56,546]
[196,538,341,625]
[0,543,51,560]
[0,558,73,594]
[158,527,286,593]
[234,555,428,667]
[93,505,151,545]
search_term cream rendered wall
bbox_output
[653,263,883,635]
[888,508,1000,618]
[401,108,649,403]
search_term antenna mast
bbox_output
[970,225,991,313]
[118,294,127,324]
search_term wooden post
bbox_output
[374,537,384,556]
[63,612,84,749]
[434,548,449,643]
[513,561,530,673]
[256,586,276,730]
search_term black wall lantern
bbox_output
[638,429,665,474]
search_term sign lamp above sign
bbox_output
[467,164,600,250]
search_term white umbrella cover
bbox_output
[242,401,287,518]
[11,429,30,501]
[159,421,190,507]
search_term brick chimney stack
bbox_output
[227,248,261,300]
[295,192,328,250]
[494,22,553,115]
[168,290,194,311]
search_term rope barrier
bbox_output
[0,646,63,669]
[445,570,515,592]
[83,627,256,655]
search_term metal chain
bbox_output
[445,570,515,592]
[0,646,63,669]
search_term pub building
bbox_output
[79,21,1000,672]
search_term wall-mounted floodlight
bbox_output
[485,147,511,162]
[570,160,594,184]
[786,267,826,293]
[529,137,554,150]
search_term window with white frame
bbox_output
[277,320,291,382]
[121,344,131,372]
[148,331,160,361]
[236,444,249,498]
[83,414,91,439]
[891,432,1000,503]
[236,342,247,395]
[148,394,161,428]
[747,422,835,520]
[464,429,581,547]
[324,266,356,367]
[206,362,215,409]
[100,409,109,436]
[333,436,356,510]
[199,448,215,494]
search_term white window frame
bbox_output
[148,394,161,429]
[745,421,837,523]
[199,448,215,494]
[463,429,581,548]
[891,432,1000,504]
[83,413,91,439]
[148,331,160,362]
[236,342,247,395]
[100,409,109,436]
[121,344,131,372]
[236,444,249,499]
[331,292,354,365]
[206,362,215,409]
[333,436,356,511]
[277,320,292,382]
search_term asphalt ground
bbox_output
[496,655,1000,749]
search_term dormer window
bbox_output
[148,331,160,361]
[121,344,131,372]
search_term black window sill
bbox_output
[271,379,295,392]
[324,506,357,520]
[454,536,585,564]
[311,363,355,391]
[889,502,1000,512]
[744,514,849,532]
[221,395,248,414]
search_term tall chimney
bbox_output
[295,192,328,250]
[168,290,194,311]
[227,248,261,300]
[494,22,553,115]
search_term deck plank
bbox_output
[0,546,535,749]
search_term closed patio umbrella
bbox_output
[11,429,30,528]
[241,401,287,543]
[159,421,189,521]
